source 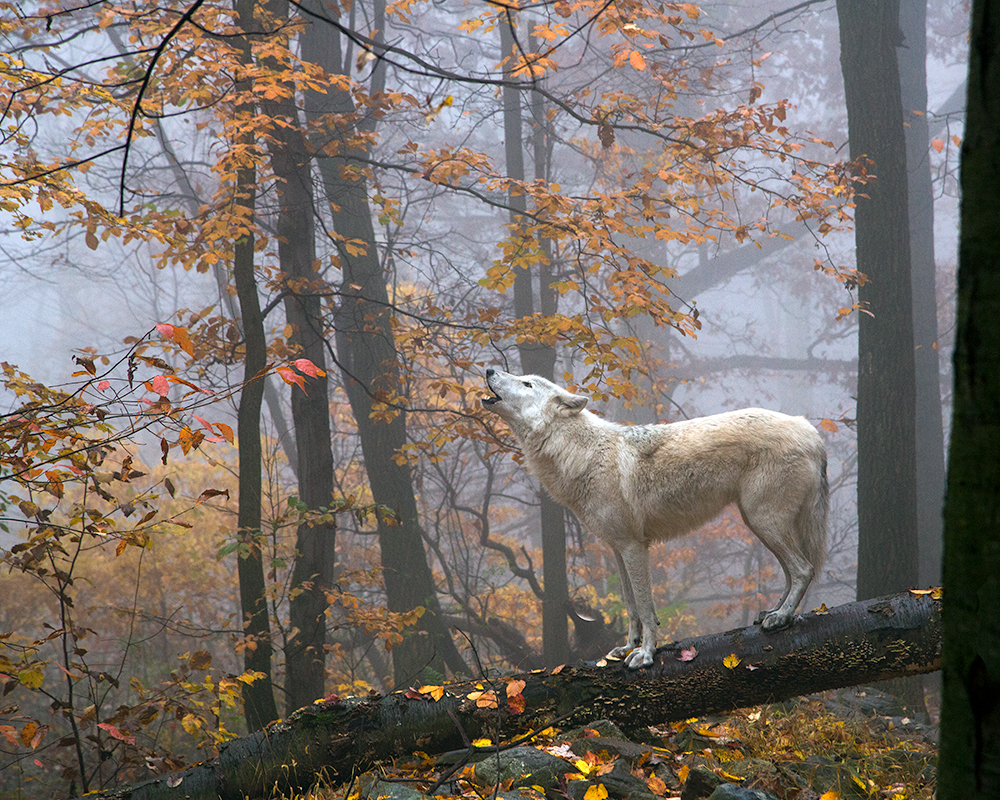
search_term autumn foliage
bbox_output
[0,0,866,795]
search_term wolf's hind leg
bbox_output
[741,506,814,632]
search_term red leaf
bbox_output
[156,323,174,339]
[97,722,136,745]
[677,646,698,662]
[292,358,325,378]
[276,366,307,391]
[150,375,169,397]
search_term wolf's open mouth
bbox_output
[482,390,501,406]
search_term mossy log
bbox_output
[81,590,941,800]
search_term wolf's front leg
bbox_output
[619,543,657,669]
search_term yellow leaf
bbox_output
[418,684,445,701]
[723,653,741,669]
[677,764,690,783]
[584,784,608,800]
[819,792,841,800]
[472,738,492,748]
[181,713,202,736]
[18,669,44,690]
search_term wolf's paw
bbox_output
[624,646,654,669]
[760,610,793,632]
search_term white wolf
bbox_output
[482,368,828,669]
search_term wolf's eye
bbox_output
[522,380,532,388]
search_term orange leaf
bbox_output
[172,326,194,357]
[215,422,234,444]
[19,722,37,749]
[629,50,646,71]
[930,139,944,153]
[819,418,838,433]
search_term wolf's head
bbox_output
[482,368,588,434]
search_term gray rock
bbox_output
[471,745,570,791]
[679,765,722,800]
[359,777,427,800]
[706,784,779,800]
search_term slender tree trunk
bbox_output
[259,0,336,715]
[938,2,1000,795]
[898,0,945,589]
[232,0,278,731]
[500,13,570,667]
[299,0,466,685]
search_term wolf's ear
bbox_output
[556,392,588,415]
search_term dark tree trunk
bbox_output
[836,0,919,602]
[259,0,336,716]
[232,0,279,732]
[499,14,571,667]
[299,0,467,686]
[77,592,941,800]
[898,0,945,589]
[939,2,1000,796]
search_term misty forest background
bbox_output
[0,0,969,797]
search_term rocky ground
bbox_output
[311,687,938,800]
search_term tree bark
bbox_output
[939,1,1000,796]
[258,0,337,716]
[499,13,571,667]
[80,591,941,800]
[299,0,467,686]
[898,0,945,589]
[232,0,279,732]
[836,0,920,602]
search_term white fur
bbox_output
[482,368,828,668]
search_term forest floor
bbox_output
[302,687,939,800]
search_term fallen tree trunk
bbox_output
[84,590,941,800]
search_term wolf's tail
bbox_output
[801,452,829,578]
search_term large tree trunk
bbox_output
[258,0,337,716]
[78,591,941,800]
[938,1,1000,796]
[232,0,279,732]
[837,0,923,714]
[898,0,945,589]
[299,0,467,686]
[836,1,919,601]
[499,13,571,667]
